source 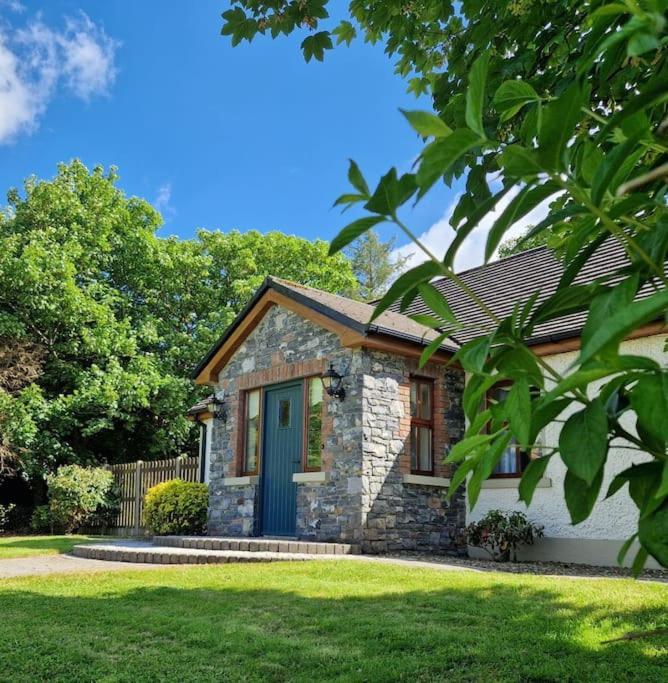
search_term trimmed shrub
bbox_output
[459,509,544,562]
[46,464,119,533]
[144,479,208,536]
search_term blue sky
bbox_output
[1,0,470,260]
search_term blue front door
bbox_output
[261,382,303,536]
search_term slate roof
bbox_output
[391,238,656,346]
[187,395,214,416]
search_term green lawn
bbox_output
[0,534,105,559]
[0,561,665,681]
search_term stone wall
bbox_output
[207,305,365,541]
[359,350,466,553]
[206,302,466,553]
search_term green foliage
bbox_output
[143,479,208,535]
[30,505,54,533]
[458,509,544,562]
[46,464,119,533]
[221,1,668,568]
[0,161,357,481]
[0,503,15,532]
[497,226,551,258]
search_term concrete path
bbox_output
[0,553,159,579]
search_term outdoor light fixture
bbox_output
[207,393,227,421]
[321,362,345,401]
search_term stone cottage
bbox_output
[189,241,665,565]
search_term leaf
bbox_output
[638,501,668,567]
[591,133,643,205]
[468,434,513,508]
[371,260,443,322]
[416,129,482,197]
[519,455,552,506]
[537,82,584,171]
[332,193,367,211]
[495,347,543,387]
[617,534,637,566]
[347,160,370,196]
[443,186,512,267]
[493,81,540,121]
[301,31,333,62]
[630,373,668,444]
[630,545,649,577]
[417,282,456,323]
[485,181,560,261]
[579,289,668,365]
[529,397,572,444]
[445,432,496,464]
[454,336,492,373]
[401,110,452,138]
[364,169,417,215]
[497,145,543,178]
[564,468,603,525]
[597,81,668,141]
[332,20,356,46]
[559,400,608,485]
[419,332,449,368]
[328,216,386,255]
[506,377,531,447]
[465,51,490,138]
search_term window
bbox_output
[242,389,261,474]
[410,378,433,474]
[278,398,291,428]
[304,377,323,470]
[487,385,530,477]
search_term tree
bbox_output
[347,229,407,300]
[0,161,356,484]
[497,226,550,258]
[221,2,667,568]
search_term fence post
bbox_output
[134,460,143,536]
[175,455,182,479]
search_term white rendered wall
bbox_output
[201,417,213,485]
[466,334,666,567]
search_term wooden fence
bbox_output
[110,456,201,534]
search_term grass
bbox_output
[0,561,665,682]
[0,534,105,559]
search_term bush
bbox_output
[0,503,15,533]
[459,510,544,562]
[144,479,208,536]
[46,465,119,533]
[31,505,55,533]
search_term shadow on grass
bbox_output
[0,567,665,682]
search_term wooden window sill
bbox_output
[403,474,450,488]
[222,475,260,486]
[481,477,552,490]
[292,471,329,484]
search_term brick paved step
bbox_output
[71,542,316,565]
[156,535,357,555]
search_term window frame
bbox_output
[302,375,324,472]
[409,376,435,476]
[485,382,529,479]
[240,387,263,476]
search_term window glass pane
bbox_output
[306,378,323,469]
[278,399,291,427]
[410,381,418,417]
[410,424,418,471]
[493,442,519,475]
[244,390,260,473]
[419,382,431,420]
[418,426,432,471]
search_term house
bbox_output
[188,240,665,566]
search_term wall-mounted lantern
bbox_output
[207,392,227,421]
[321,362,345,401]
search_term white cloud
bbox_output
[0,11,118,144]
[0,1,26,13]
[155,183,175,218]
[392,185,553,273]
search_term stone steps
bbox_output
[71,542,317,565]
[156,535,357,555]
